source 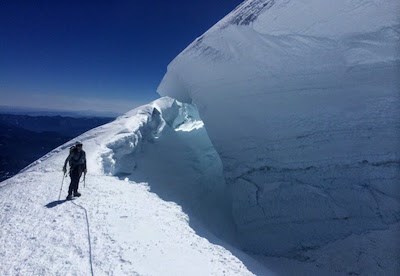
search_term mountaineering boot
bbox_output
[74,192,81,197]
[66,194,73,200]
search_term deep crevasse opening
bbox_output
[101,97,238,245]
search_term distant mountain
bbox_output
[0,105,121,118]
[0,122,69,182]
[0,114,114,136]
[0,114,113,181]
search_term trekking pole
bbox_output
[84,173,86,188]
[58,173,66,201]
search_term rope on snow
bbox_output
[57,172,94,276]
[71,201,95,276]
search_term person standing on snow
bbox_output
[63,141,87,200]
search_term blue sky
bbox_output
[0,0,243,114]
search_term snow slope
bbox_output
[1,96,399,275]
[0,97,271,275]
[158,0,400,261]
[1,1,399,274]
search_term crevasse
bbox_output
[101,97,238,244]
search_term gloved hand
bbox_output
[84,169,87,174]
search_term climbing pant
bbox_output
[68,167,83,195]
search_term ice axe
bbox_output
[83,172,86,188]
[58,172,67,201]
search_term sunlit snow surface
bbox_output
[0,98,270,275]
[158,0,400,272]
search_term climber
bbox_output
[63,141,87,200]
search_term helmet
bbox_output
[75,141,83,147]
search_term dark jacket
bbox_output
[64,149,87,172]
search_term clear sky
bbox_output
[0,0,243,114]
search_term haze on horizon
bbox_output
[0,0,243,115]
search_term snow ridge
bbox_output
[158,0,400,271]
[1,97,269,275]
[226,0,276,26]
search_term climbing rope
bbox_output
[57,172,94,276]
[71,201,95,276]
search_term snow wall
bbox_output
[158,0,400,255]
[101,98,236,242]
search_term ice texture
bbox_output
[102,97,232,236]
[158,0,400,255]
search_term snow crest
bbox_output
[158,0,400,264]
[101,98,239,244]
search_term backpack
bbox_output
[68,146,84,168]
[69,145,76,154]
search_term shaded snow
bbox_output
[158,0,400,271]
